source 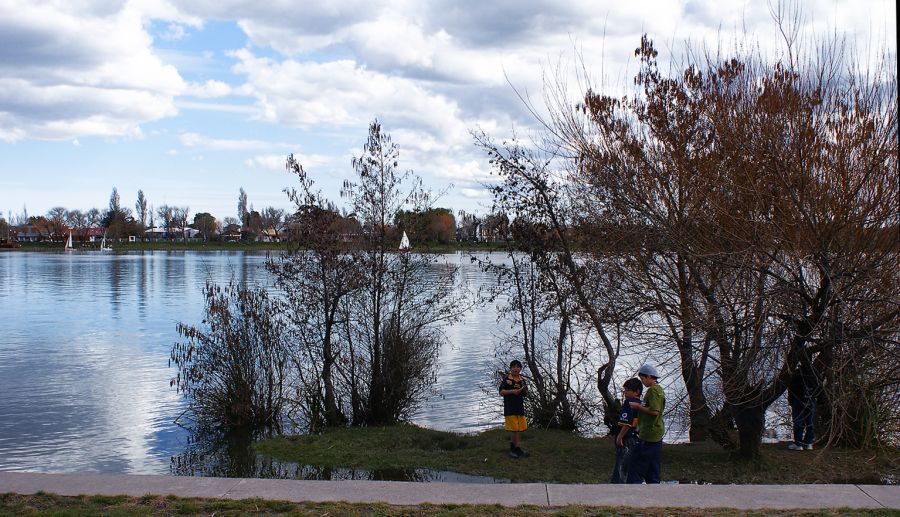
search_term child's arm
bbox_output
[629,402,659,416]
[629,389,662,416]
[499,377,520,396]
[615,424,630,447]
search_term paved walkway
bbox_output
[1,471,898,510]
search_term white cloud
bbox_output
[179,132,296,151]
[231,50,470,142]
[244,154,286,171]
[247,152,333,170]
[0,0,186,141]
[459,187,491,199]
[174,100,256,114]
[160,22,187,41]
[184,80,233,98]
[431,159,493,185]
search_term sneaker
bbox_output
[804,444,814,450]
[787,443,804,450]
[514,447,530,458]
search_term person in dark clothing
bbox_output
[627,363,666,484]
[788,359,817,450]
[610,377,643,483]
[499,359,529,458]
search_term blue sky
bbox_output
[1,0,895,224]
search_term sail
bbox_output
[399,231,410,250]
[64,231,74,251]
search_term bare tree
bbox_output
[341,120,470,425]
[173,206,191,241]
[261,206,284,241]
[475,132,628,433]
[157,205,174,240]
[86,208,102,229]
[267,155,360,429]
[66,209,87,243]
[557,32,898,456]
[46,206,68,240]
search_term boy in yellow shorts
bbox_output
[499,359,529,457]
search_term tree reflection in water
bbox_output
[170,428,502,483]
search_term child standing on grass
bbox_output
[627,364,666,484]
[499,359,529,458]
[610,377,643,483]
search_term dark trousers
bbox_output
[790,399,815,446]
[610,435,636,483]
[626,439,662,484]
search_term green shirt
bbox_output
[637,383,665,442]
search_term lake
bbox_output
[0,250,519,477]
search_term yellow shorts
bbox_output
[504,415,528,432]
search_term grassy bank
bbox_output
[2,493,895,516]
[256,424,899,485]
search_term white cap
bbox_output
[638,363,660,378]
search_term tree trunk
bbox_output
[676,255,711,441]
[685,378,711,442]
[731,403,765,459]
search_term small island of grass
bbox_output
[255,424,898,485]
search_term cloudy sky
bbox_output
[1,0,895,224]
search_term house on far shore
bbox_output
[258,228,280,242]
[84,227,105,242]
[144,227,167,241]
[14,225,43,242]
[144,227,201,241]
[222,224,242,242]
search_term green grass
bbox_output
[255,424,899,485]
[2,493,897,516]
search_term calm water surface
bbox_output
[0,251,505,478]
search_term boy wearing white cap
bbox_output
[626,363,665,483]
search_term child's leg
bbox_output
[611,445,625,483]
[646,441,662,483]
[510,431,520,448]
[626,441,646,484]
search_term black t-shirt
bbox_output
[616,396,641,438]
[499,374,527,416]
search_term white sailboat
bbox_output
[100,231,112,252]
[64,231,75,252]
[399,231,411,251]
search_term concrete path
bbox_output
[1,471,898,510]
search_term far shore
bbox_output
[2,241,510,254]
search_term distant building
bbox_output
[84,227,105,242]
[14,225,43,242]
